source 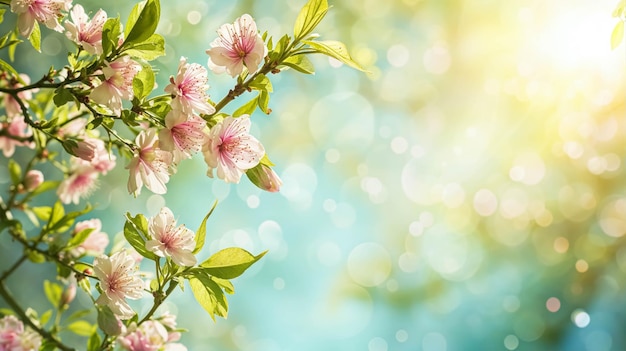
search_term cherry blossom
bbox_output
[90,56,141,115]
[203,115,264,183]
[23,169,44,191]
[0,315,41,351]
[64,4,107,55]
[127,128,173,196]
[164,57,215,115]
[10,0,72,37]
[206,14,267,77]
[72,218,109,257]
[0,116,34,157]
[146,207,196,267]
[57,164,99,205]
[93,250,144,320]
[118,319,187,351]
[158,110,207,163]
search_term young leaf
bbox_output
[0,58,20,79]
[612,21,624,50]
[124,213,158,260]
[87,330,102,351]
[199,248,267,279]
[123,0,160,49]
[293,0,329,41]
[249,74,273,93]
[132,62,155,101]
[101,17,121,57]
[303,40,366,71]
[67,320,95,337]
[66,228,95,249]
[29,21,41,52]
[189,273,228,320]
[233,96,258,117]
[258,90,270,114]
[7,159,21,186]
[43,280,62,308]
[281,54,315,74]
[123,34,166,61]
[193,200,218,254]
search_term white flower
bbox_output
[146,207,196,267]
[94,250,144,319]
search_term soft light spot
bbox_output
[348,243,392,287]
[325,148,340,163]
[423,44,450,74]
[572,309,590,328]
[387,44,410,68]
[553,237,569,254]
[409,221,424,236]
[442,183,465,208]
[509,152,545,185]
[146,194,166,215]
[396,329,409,343]
[323,199,337,212]
[398,252,419,273]
[576,259,589,273]
[599,198,626,237]
[317,241,341,267]
[246,195,260,208]
[186,10,202,25]
[369,337,388,351]
[391,136,408,154]
[503,295,520,313]
[386,279,398,292]
[546,297,561,312]
[273,277,285,290]
[330,202,356,228]
[473,189,498,216]
[563,141,584,159]
[420,212,435,227]
[504,335,519,350]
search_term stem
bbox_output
[0,281,75,351]
[138,281,178,325]
[0,255,27,281]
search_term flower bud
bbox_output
[72,140,97,161]
[246,163,282,192]
[23,169,44,191]
[60,283,77,308]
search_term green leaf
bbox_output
[87,330,101,351]
[123,34,165,61]
[281,54,315,74]
[101,17,121,57]
[29,21,41,52]
[193,201,218,254]
[66,228,95,249]
[67,320,95,337]
[0,58,20,79]
[212,276,235,294]
[258,90,270,114]
[199,248,267,279]
[122,0,160,49]
[189,274,228,321]
[7,159,21,186]
[53,87,75,107]
[303,40,366,71]
[40,309,53,326]
[30,181,60,196]
[67,309,92,322]
[0,9,5,24]
[293,0,329,41]
[612,21,624,50]
[43,280,62,308]
[132,62,155,101]
[249,74,273,93]
[233,96,258,117]
[26,249,45,263]
[124,213,158,260]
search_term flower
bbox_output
[203,115,264,183]
[146,207,196,267]
[64,4,107,55]
[90,56,141,115]
[72,218,109,256]
[57,164,99,204]
[10,0,72,37]
[164,57,215,115]
[0,315,41,351]
[206,14,267,77]
[70,139,98,162]
[0,116,34,157]
[23,169,44,191]
[93,250,144,320]
[158,110,207,163]
[246,163,282,192]
[118,319,187,351]
[127,128,173,196]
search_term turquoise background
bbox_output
[2,0,626,350]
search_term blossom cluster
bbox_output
[0,315,42,351]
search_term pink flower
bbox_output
[206,14,267,77]
[164,57,215,115]
[203,115,264,183]
[23,169,44,191]
[72,218,109,256]
[57,164,99,204]
[64,4,107,55]
[127,128,173,196]
[70,139,97,161]
[10,0,72,37]
[0,116,34,157]
[158,110,207,163]
[94,250,144,320]
[72,137,117,174]
[118,320,187,351]
[0,315,41,351]
[90,56,141,115]
[146,207,196,267]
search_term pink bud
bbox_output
[61,283,77,308]
[23,169,44,191]
[246,164,282,192]
[72,140,97,161]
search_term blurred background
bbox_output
[2,0,626,350]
